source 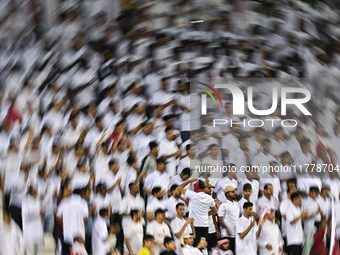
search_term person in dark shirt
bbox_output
[160,237,177,255]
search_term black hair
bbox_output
[165,127,173,133]
[143,234,155,243]
[101,142,108,148]
[291,192,301,202]
[181,168,191,176]
[128,182,135,190]
[209,143,219,150]
[141,121,149,128]
[149,141,158,150]
[309,186,320,194]
[170,184,178,193]
[198,180,205,189]
[164,237,174,247]
[73,187,85,196]
[176,203,185,209]
[264,183,273,190]
[130,209,139,219]
[243,201,253,209]
[127,155,136,166]
[69,113,79,122]
[186,144,190,151]
[95,115,103,123]
[243,183,252,191]
[152,187,162,196]
[99,208,109,217]
[287,178,297,186]
[115,119,125,129]
[314,221,321,229]
[109,159,117,168]
[155,209,165,216]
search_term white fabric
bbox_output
[22,195,44,245]
[258,220,283,255]
[235,216,257,255]
[286,203,304,246]
[185,189,215,227]
[171,216,193,253]
[56,194,89,244]
[92,216,110,255]
[146,221,171,255]
[218,199,240,237]
[0,220,25,255]
[124,220,144,255]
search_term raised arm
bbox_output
[178,178,198,195]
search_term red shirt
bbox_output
[107,130,120,144]
[312,229,326,255]
[6,105,22,126]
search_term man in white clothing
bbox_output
[301,186,322,255]
[56,187,89,255]
[169,168,191,188]
[22,185,45,255]
[218,185,239,254]
[144,158,171,201]
[119,182,145,227]
[0,210,25,255]
[91,183,112,217]
[211,239,233,255]
[280,186,297,254]
[104,159,124,214]
[257,206,283,255]
[146,209,172,255]
[164,184,187,221]
[158,127,183,176]
[238,183,257,216]
[92,208,110,255]
[125,210,144,255]
[171,203,195,252]
[181,233,208,255]
[257,184,279,216]
[213,167,238,204]
[235,202,258,255]
[179,179,217,247]
[178,144,200,174]
[286,192,309,255]
[146,187,166,221]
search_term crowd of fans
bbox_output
[1,0,340,255]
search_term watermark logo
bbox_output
[200,84,311,116]
[198,82,222,115]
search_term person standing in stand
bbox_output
[22,184,45,255]
[92,208,111,255]
[235,202,258,255]
[286,192,309,255]
[218,186,239,254]
[178,179,217,247]
[257,206,283,255]
[0,209,25,255]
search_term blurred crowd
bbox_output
[1,0,340,255]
